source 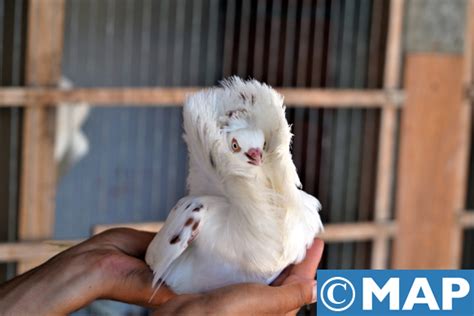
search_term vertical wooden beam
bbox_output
[18,0,65,273]
[372,0,404,269]
[393,54,465,268]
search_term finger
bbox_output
[115,229,156,258]
[288,238,324,280]
[203,281,316,314]
[271,264,293,286]
[106,257,177,307]
[151,294,202,315]
[269,281,316,313]
[97,228,156,258]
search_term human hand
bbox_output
[0,228,176,316]
[0,230,323,316]
[152,238,324,315]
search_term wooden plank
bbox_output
[0,87,404,108]
[94,221,396,242]
[393,54,465,269]
[96,221,396,243]
[18,206,468,265]
[0,221,397,262]
[18,0,65,274]
[0,240,77,262]
[93,222,164,235]
[0,222,165,263]
[320,222,396,242]
[372,0,404,269]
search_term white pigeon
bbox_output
[145,77,323,294]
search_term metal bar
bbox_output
[372,0,404,269]
[0,87,404,107]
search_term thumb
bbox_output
[197,281,316,314]
[269,279,316,313]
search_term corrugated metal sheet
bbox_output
[462,229,474,269]
[57,1,389,278]
[0,0,25,282]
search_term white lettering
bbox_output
[363,277,400,310]
[402,278,440,310]
[442,278,470,310]
[328,282,347,305]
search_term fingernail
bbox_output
[311,281,317,303]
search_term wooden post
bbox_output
[372,0,404,269]
[18,0,65,273]
[393,54,465,268]
[394,0,473,269]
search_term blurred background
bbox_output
[0,0,472,314]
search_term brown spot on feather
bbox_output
[192,205,203,212]
[226,108,247,118]
[192,221,200,231]
[184,218,194,226]
[209,152,215,168]
[170,234,180,244]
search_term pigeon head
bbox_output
[226,128,265,166]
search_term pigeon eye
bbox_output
[231,138,241,153]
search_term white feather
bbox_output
[146,77,323,294]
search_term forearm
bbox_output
[0,229,176,315]
[0,255,103,315]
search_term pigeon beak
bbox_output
[245,148,263,166]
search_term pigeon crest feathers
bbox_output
[183,77,301,206]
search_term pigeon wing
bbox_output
[145,196,206,288]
